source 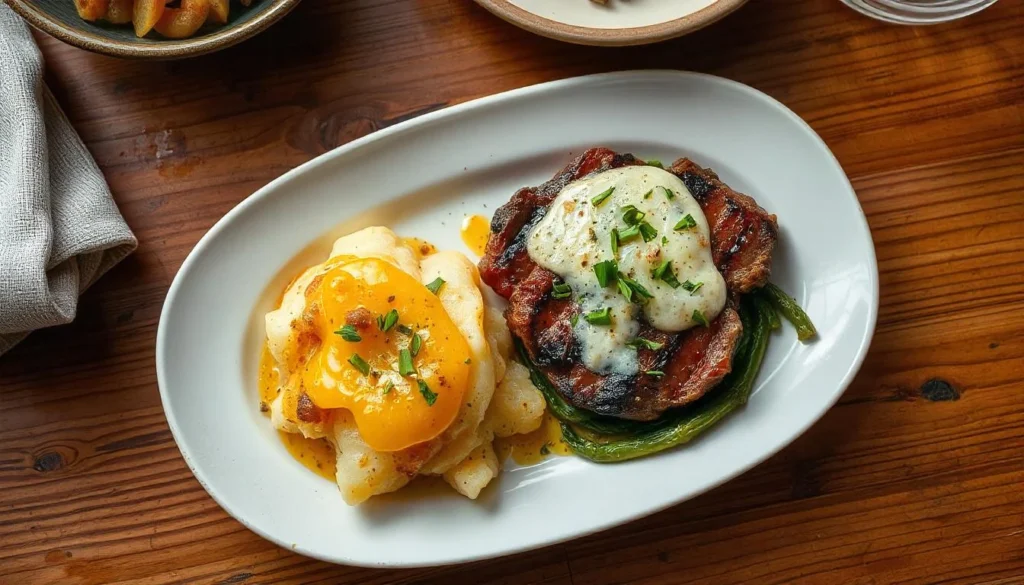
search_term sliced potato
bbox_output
[443,441,499,499]
[485,361,545,438]
[132,0,164,36]
[208,0,229,24]
[154,0,209,39]
[74,0,109,21]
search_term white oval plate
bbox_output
[157,71,878,568]
[475,0,747,46]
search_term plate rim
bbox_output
[473,0,748,46]
[156,70,879,568]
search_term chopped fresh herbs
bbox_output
[584,307,613,326]
[417,379,437,406]
[382,380,395,394]
[348,353,370,376]
[425,277,446,295]
[643,189,653,200]
[661,235,669,245]
[398,348,416,376]
[593,259,618,287]
[335,324,362,342]
[464,358,472,364]
[627,337,664,351]
[617,224,641,242]
[551,281,572,299]
[674,214,697,230]
[645,370,665,377]
[591,186,615,206]
[647,159,664,168]
[539,442,551,455]
[662,186,675,200]
[410,333,423,356]
[682,280,704,294]
[652,260,681,288]
[396,324,414,336]
[618,271,653,301]
[610,229,620,255]
[570,313,579,327]
[617,278,634,302]
[692,309,710,327]
[376,308,399,332]
[638,222,658,242]
[621,205,646,226]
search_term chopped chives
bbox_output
[570,313,579,327]
[398,349,416,376]
[638,222,658,242]
[627,337,664,351]
[334,324,361,342]
[681,280,704,294]
[593,259,618,287]
[618,272,653,301]
[652,260,681,289]
[642,189,653,200]
[382,380,395,394]
[376,309,399,332]
[645,370,665,377]
[425,277,446,295]
[417,379,437,406]
[692,309,710,327]
[663,186,675,200]
[348,354,370,375]
[591,186,615,206]
[621,205,646,226]
[647,159,663,168]
[661,235,669,245]
[583,307,612,326]
[551,281,572,299]
[396,324,414,336]
[617,278,633,302]
[610,229,620,255]
[674,214,697,230]
[617,224,641,242]
[410,333,423,356]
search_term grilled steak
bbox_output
[480,148,778,420]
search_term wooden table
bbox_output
[2,0,1022,583]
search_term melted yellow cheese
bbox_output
[301,257,472,452]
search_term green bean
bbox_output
[761,282,817,341]
[560,299,773,462]
[762,297,781,330]
[515,341,648,436]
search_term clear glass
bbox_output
[840,0,1000,24]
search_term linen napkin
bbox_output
[0,5,138,356]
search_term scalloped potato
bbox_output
[260,226,544,504]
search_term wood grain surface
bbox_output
[1,0,1022,583]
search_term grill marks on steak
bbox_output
[479,148,643,298]
[479,148,777,420]
[671,159,778,293]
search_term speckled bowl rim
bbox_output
[4,0,300,59]
[474,0,747,46]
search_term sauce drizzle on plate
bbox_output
[460,214,491,257]
[495,413,570,465]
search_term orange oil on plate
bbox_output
[460,214,491,257]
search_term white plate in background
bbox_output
[475,0,747,46]
[156,71,878,568]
